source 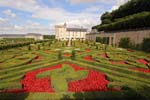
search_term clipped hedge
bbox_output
[141,38,150,52]
[97,12,150,31]
[0,40,51,50]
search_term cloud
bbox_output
[3,9,16,17]
[0,17,8,23]
[110,0,129,11]
[116,0,129,5]
[0,20,52,34]
[0,0,129,34]
[84,6,105,13]
[0,0,39,12]
[67,0,112,4]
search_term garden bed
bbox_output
[1,63,110,93]
[84,55,95,62]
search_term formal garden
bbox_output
[0,39,150,100]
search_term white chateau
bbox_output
[55,23,87,40]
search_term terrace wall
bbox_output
[86,29,150,46]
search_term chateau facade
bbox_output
[55,23,87,40]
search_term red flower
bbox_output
[2,63,110,93]
[85,48,91,52]
[84,55,95,62]
[35,55,42,60]
[137,59,148,65]
[63,54,72,57]
[68,70,109,92]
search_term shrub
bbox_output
[71,50,76,60]
[28,45,31,51]
[96,37,109,44]
[119,37,131,49]
[37,44,41,50]
[141,38,150,52]
[58,50,62,60]
[96,12,150,31]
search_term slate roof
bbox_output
[67,28,87,32]
[27,33,43,36]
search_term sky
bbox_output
[0,0,128,35]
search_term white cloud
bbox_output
[84,6,104,13]
[116,0,129,5]
[67,0,113,4]
[3,9,16,17]
[0,17,8,23]
[0,0,39,12]
[0,0,102,29]
[0,0,129,34]
[68,0,128,5]
[110,0,129,11]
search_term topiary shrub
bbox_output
[141,38,150,52]
[37,44,40,50]
[119,37,131,49]
[28,45,31,51]
[71,50,76,60]
[58,50,62,60]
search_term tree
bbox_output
[58,50,62,60]
[141,38,150,52]
[93,0,150,31]
[43,35,55,39]
[101,12,112,24]
[112,0,150,19]
[119,37,131,48]
[28,45,31,51]
[37,44,40,50]
[71,50,76,60]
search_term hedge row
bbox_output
[96,12,150,31]
[0,40,50,50]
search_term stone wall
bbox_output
[86,29,150,46]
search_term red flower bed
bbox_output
[103,53,109,58]
[1,63,109,93]
[127,49,134,52]
[63,54,72,57]
[137,59,148,65]
[27,55,42,64]
[35,55,42,60]
[111,61,126,65]
[84,55,95,62]
[68,70,109,92]
[85,48,91,52]
[21,64,62,92]
[129,68,150,73]
[45,50,49,53]
[64,62,86,71]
